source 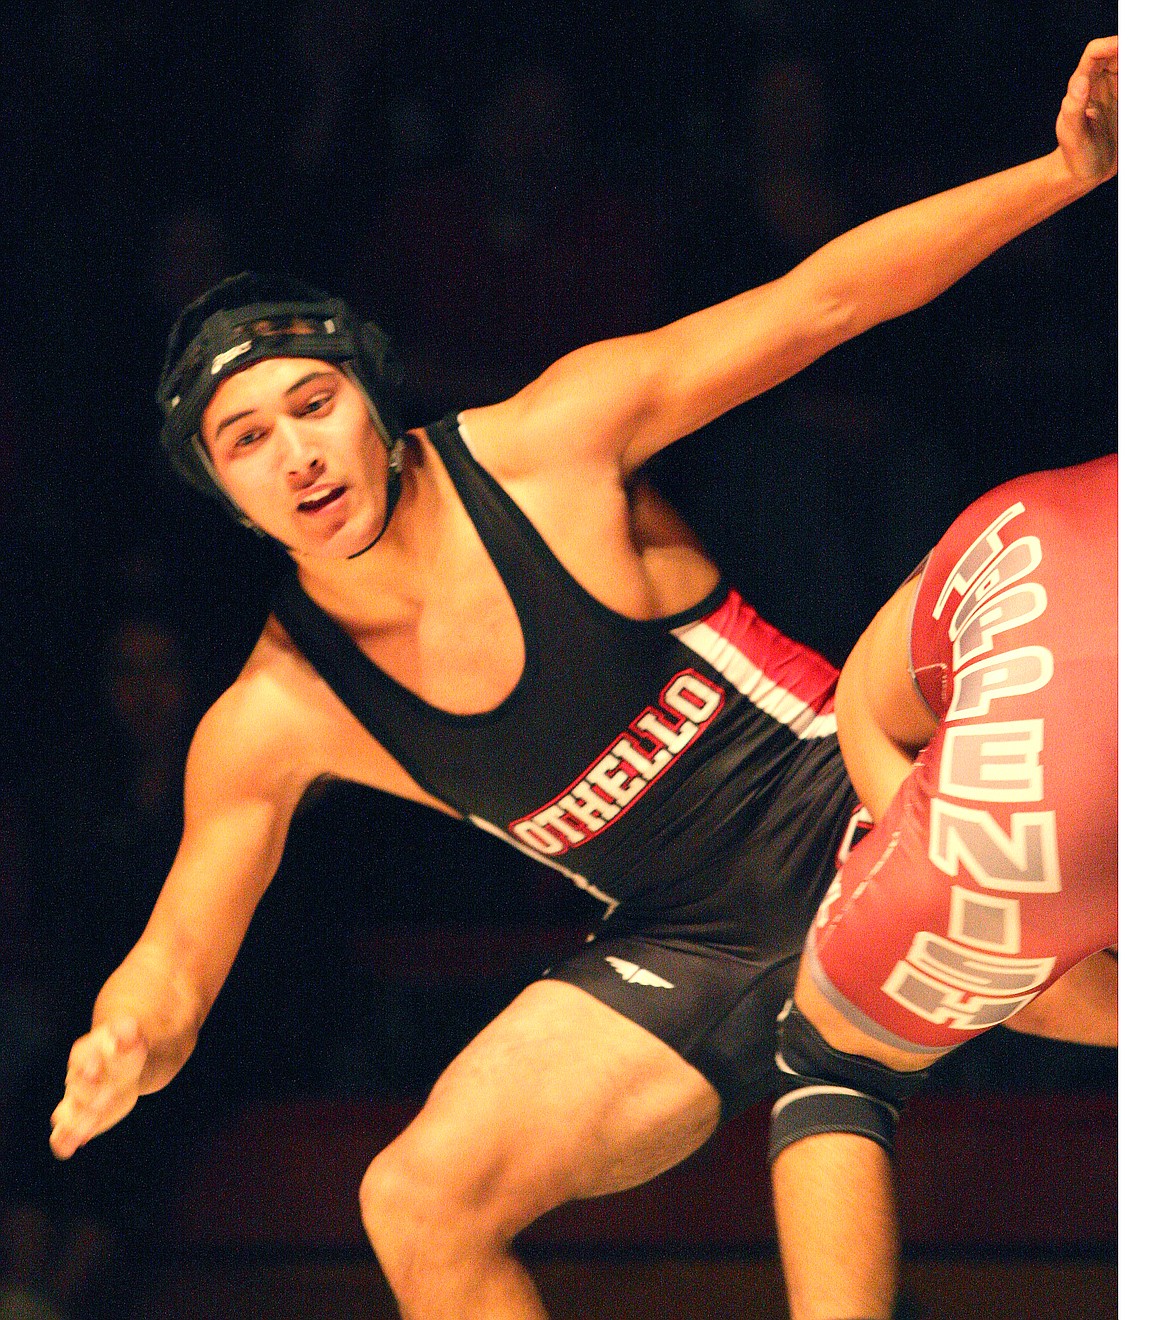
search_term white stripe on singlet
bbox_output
[672,621,838,739]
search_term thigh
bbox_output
[550,932,806,1118]
[394,979,720,1232]
[806,457,1117,1055]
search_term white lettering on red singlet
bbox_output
[952,582,1047,667]
[938,720,1045,802]
[948,536,1043,641]
[947,646,1054,721]
[928,800,1061,894]
[931,502,1027,621]
[884,502,1063,1031]
[508,670,725,856]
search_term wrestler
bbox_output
[769,48,1118,1320]
[51,37,1116,1320]
[759,42,1116,1314]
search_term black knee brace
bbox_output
[768,1000,933,1163]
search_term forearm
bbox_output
[624,150,1100,462]
[573,39,1116,473]
[91,936,205,1094]
[811,149,1098,343]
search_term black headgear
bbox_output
[156,272,405,533]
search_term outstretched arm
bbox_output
[49,685,306,1160]
[493,38,1118,482]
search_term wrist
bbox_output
[1041,145,1106,199]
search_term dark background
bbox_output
[1,1,1117,1314]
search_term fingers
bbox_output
[50,1097,94,1160]
[1054,34,1118,182]
[1067,39,1118,98]
[1061,81,1101,127]
[1068,36,1118,123]
[50,1021,148,1160]
[1078,35,1118,74]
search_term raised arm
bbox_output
[49,684,309,1159]
[493,38,1117,480]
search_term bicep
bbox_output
[502,262,846,478]
[836,575,938,821]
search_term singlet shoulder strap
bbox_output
[270,570,456,808]
[426,412,731,635]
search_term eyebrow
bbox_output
[212,369,337,441]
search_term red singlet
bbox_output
[807,455,1117,1052]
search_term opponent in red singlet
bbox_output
[805,453,1117,1054]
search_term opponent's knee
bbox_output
[769,1001,932,1163]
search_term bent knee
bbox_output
[359,1141,417,1234]
[359,1122,523,1253]
[360,1132,460,1234]
[360,1137,470,1295]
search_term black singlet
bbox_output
[273,413,862,1114]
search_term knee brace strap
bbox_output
[768,1001,933,1162]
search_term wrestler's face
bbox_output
[201,358,391,558]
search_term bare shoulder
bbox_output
[191,615,445,811]
[187,616,331,805]
[461,335,656,482]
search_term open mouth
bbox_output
[297,485,345,514]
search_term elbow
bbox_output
[786,258,867,355]
[817,287,863,348]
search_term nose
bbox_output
[277,418,324,486]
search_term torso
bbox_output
[240,407,720,815]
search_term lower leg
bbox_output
[773,1133,900,1320]
[366,1221,548,1320]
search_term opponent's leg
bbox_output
[771,965,934,1320]
[772,457,1118,1318]
[358,978,720,1320]
[1001,946,1117,1047]
[773,1131,900,1320]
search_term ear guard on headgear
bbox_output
[156,273,405,530]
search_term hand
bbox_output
[1055,36,1118,184]
[50,1016,149,1159]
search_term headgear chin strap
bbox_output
[345,438,405,560]
[156,272,406,536]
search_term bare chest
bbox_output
[361,540,528,715]
[340,483,700,717]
